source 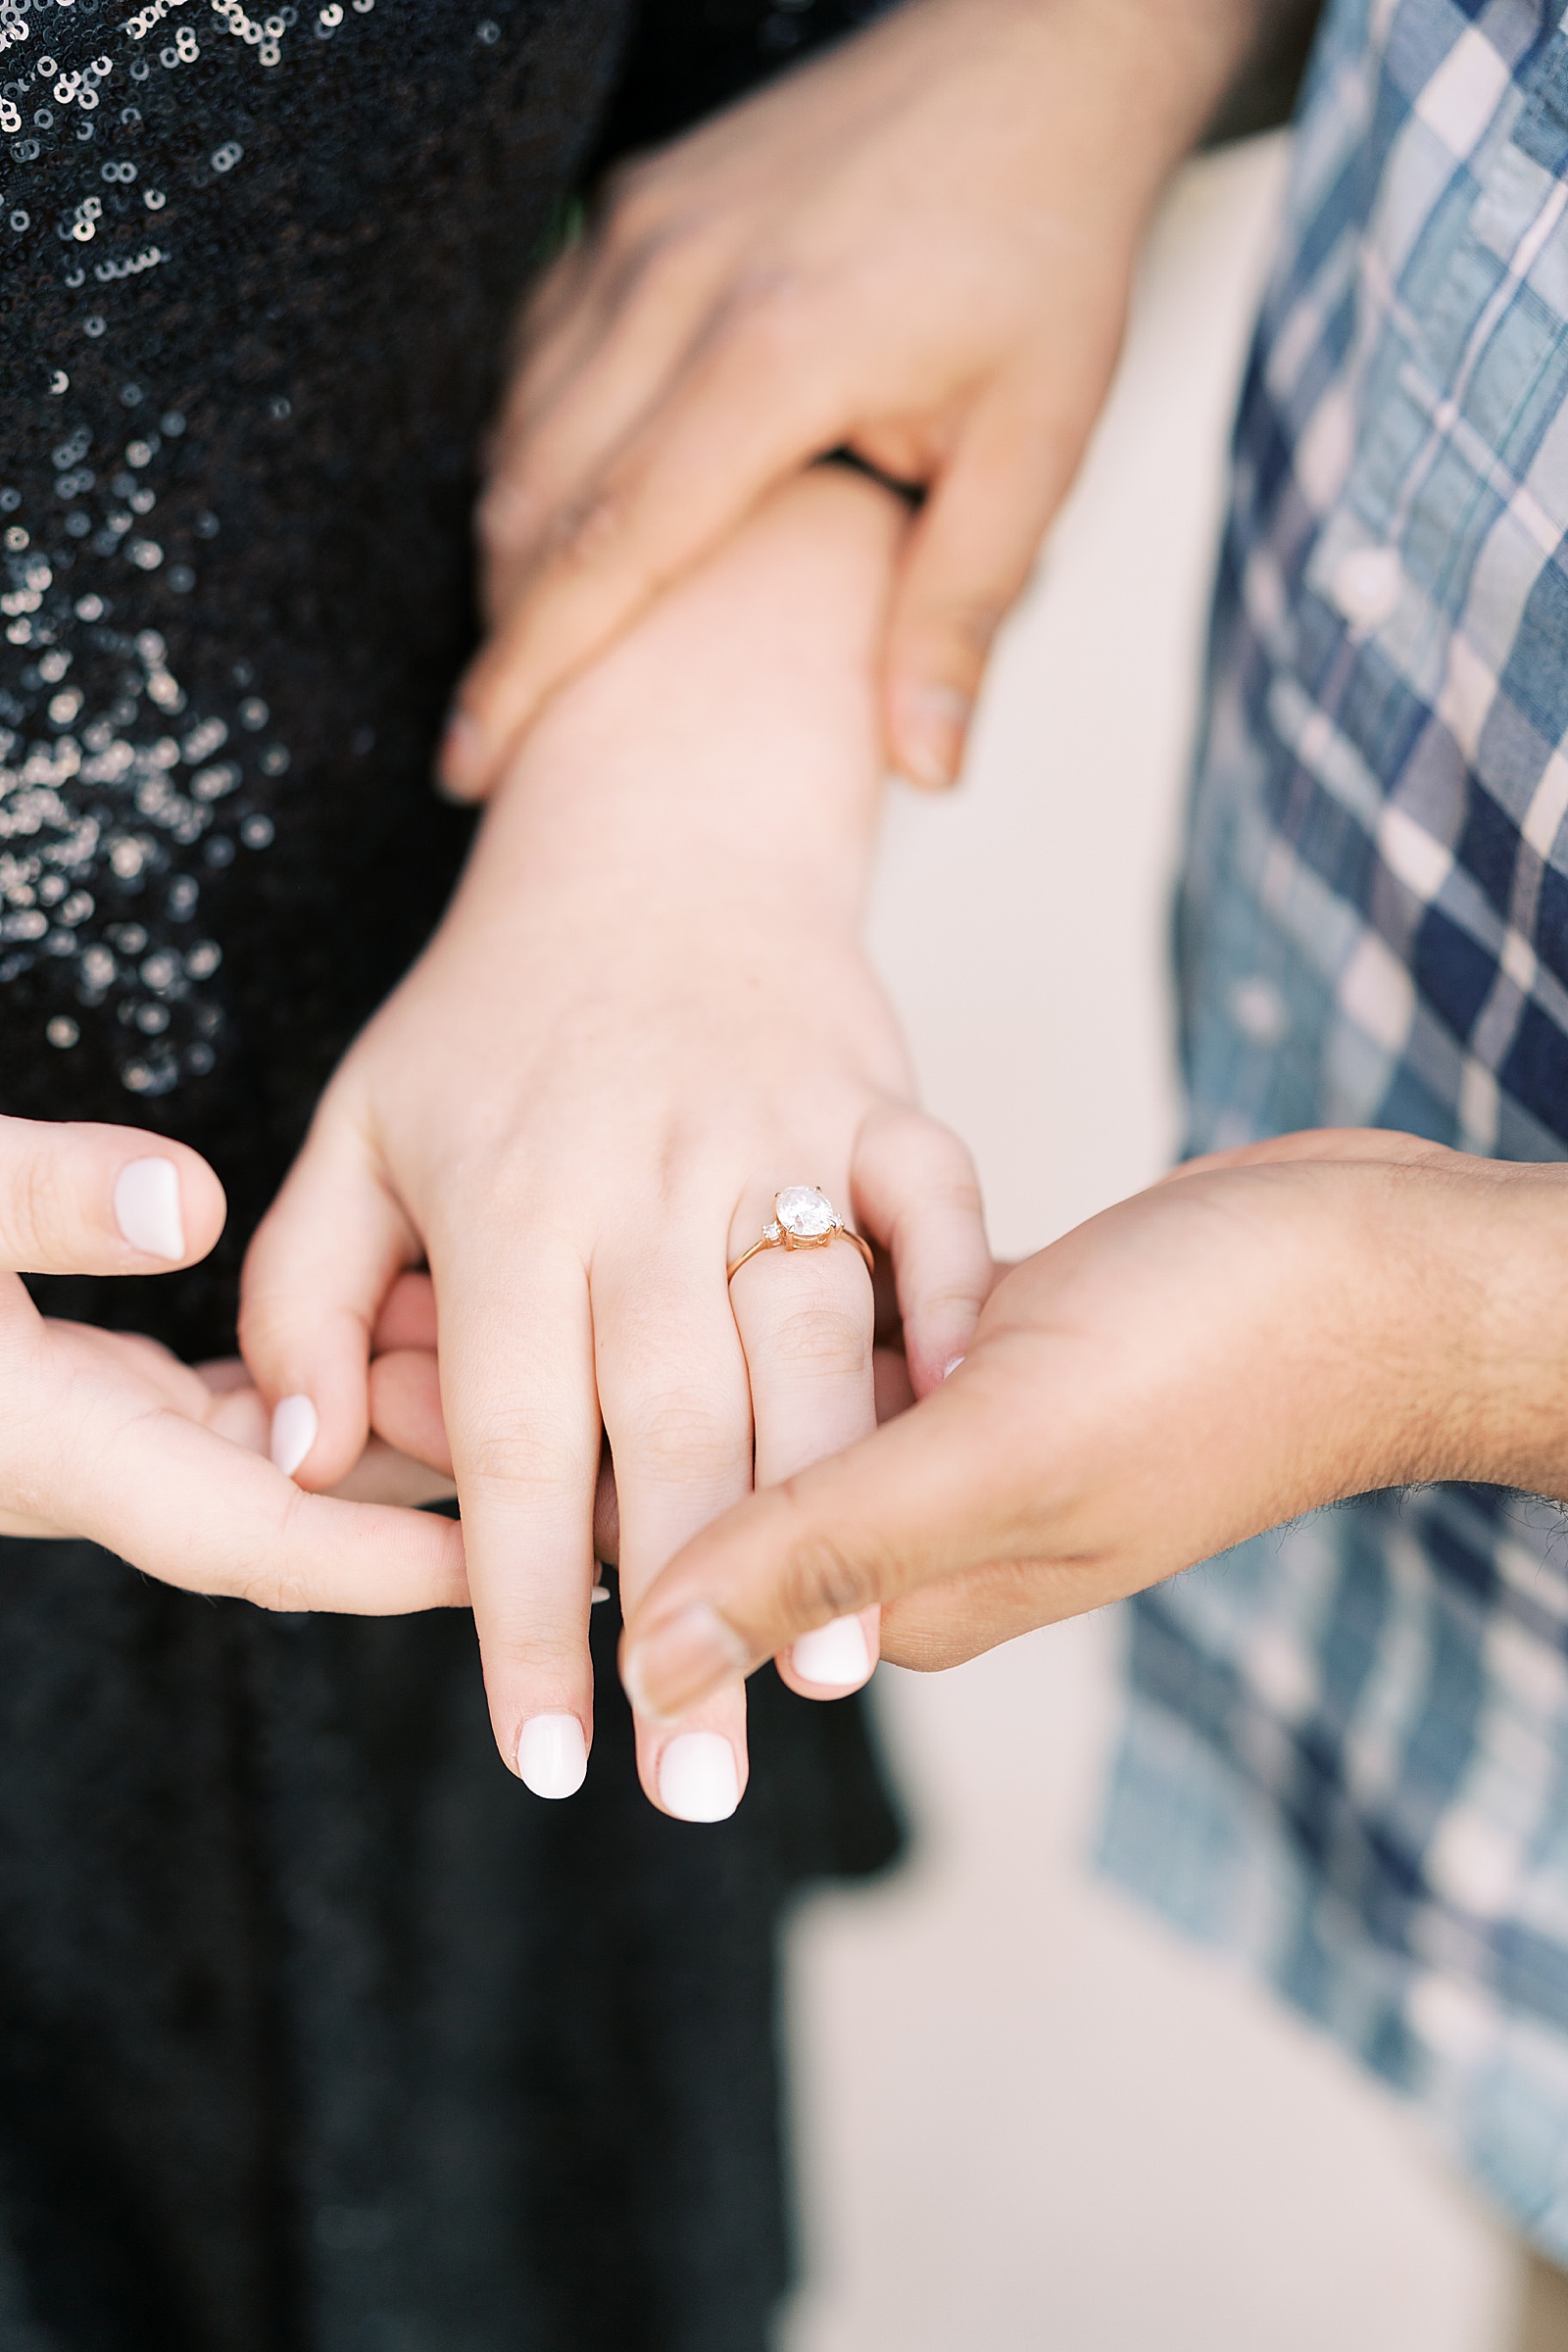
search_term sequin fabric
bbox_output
[0,14,908,2346]
[1,0,628,1353]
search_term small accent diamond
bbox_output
[775,1186,836,1239]
[763,1220,781,1242]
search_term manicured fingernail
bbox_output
[791,1614,872,1690]
[516,1713,588,1799]
[113,1155,184,1260]
[270,1394,318,1480]
[943,1354,965,1379]
[659,1732,740,1823]
[622,1601,750,1723]
[437,710,483,799]
[897,684,970,788]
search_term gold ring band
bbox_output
[727,1187,874,1284]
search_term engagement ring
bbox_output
[726,1186,874,1282]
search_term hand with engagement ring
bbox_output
[240,468,992,1822]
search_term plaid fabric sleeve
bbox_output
[1101,0,1568,2258]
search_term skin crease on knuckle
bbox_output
[754,1297,872,1383]
[5,1138,79,1273]
[608,1394,748,1494]
[772,1517,886,1647]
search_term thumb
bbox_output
[619,1356,1033,1721]
[0,1113,224,1275]
[882,360,1094,789]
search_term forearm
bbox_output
[970,0,1280,228]
[1146,1140,1568,1520]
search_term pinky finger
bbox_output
[854,1107,991,1398]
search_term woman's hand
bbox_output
[0,1113,466,1608]
[617,1130,1568,1712]
[442,0,1261,801]
[240,469,991,1817]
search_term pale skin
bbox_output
[0,472,987,1825]
[238,466,991,1817]
[0,1118,466,1608]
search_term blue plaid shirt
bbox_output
[1099,0,1568,2253]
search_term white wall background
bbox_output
[780,133,1524,2352]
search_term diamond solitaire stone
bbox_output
[775,1186,836,1240]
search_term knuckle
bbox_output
[243,1568,310,1614]
[476,469,540,556]
[229,1487,315,1612]
[234,1286,296,1364]
[485,1625,584,1678]
[615,1392,745,1485]
[548,484,628,569]
[762,1298,872,1381]
[776,1523,882,1627]
[450,1405,581,1497]
[724,267,809,362]
[0,1139,72,1269]
[932,594,1006,664]
[597,156,662,242]
[598,160,700,257]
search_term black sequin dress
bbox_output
[0,3,900,2344]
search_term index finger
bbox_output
[442,295,860,801]
[68,1389,468,1612]
[619,1356,1036,1720]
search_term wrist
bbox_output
[1440,1161,1568,1499]
[1027,0,1273,222]
[1321,1154,1568,1501]
[460,466,899,937]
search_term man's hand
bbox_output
[442,0,1263,801]
[618,1130,1568,1712]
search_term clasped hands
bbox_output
[4,470,998,1822]
[23,0,1568,1819]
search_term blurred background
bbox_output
[778,128,1525,2352]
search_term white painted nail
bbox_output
[516,1714,588,1800]
[270,1394,318,1480]
[659,1732,740,1824]
[113,1156,184,1260]
[792,1614,872,1689]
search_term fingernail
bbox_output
[516,1713,588,1800]
[622,1601,751,1723]
[659,1732,740,1824]
[943,1354,965,1379]
[791,1614,872,1690]
[437,710,483,799]
[897,684,970,788]
[113,1156,184,1260]
[270,1394,318,1480]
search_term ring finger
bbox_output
[726,1177,880,1699]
